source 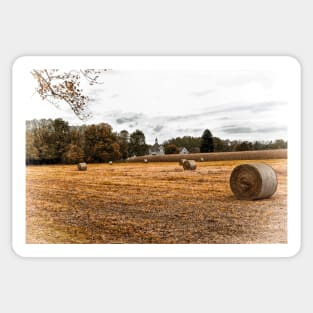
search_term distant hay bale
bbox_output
[144,159,148,163]
[109,161,113,165]
[77,162,87,171]
[179,159,187,166]
[230,163,277,200]
[182,160,197,170]
[200,157,205,162]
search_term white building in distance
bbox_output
[149,138,165,155]
[179,147,189,154]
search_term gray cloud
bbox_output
[257,126,287,133]
[200,101,287,117]
[249,101,286,113]
[153,125,164,132]
[220,124,287,135]
[116,114,142,124]
[177,128,203,133]
[221,126,255,134]
[128,123,138,128]
[157,101,287,123]
[165,113,205,122]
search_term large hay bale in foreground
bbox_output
[230,163,277,200]
[77,162,87,171]
[182,160,197,170]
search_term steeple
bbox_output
[155,137,158,144]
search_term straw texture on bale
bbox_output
[182,160,197,170]
[230,163,277,200]
[77,162,87,171]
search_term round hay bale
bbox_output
[230,163,277,200]
[77,162,87,171]
[200,157,205,162]
[144,159,148,163]
[179,159,187,166]
[182,160,197,170]
[109,161,113,165]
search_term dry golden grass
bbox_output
[26,159,287,244]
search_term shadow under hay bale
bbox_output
[182,160,197,170]
[77,162,87,171]
[230,163,277,200]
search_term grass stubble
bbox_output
[26,159,287,244]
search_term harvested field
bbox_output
[26,159,287,244]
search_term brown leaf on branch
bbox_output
[31,69,109,120]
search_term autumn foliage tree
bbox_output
[26,119,70,164]
[26,119,121,164]
[128,130,149,157]
[83,123,121,163]
[164,144,179,154]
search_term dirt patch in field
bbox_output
[26,159,287,244]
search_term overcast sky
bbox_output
[26,69,288,145]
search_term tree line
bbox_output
[26,118,287,165]
[166,132,287,154]
[26,118,149,164]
